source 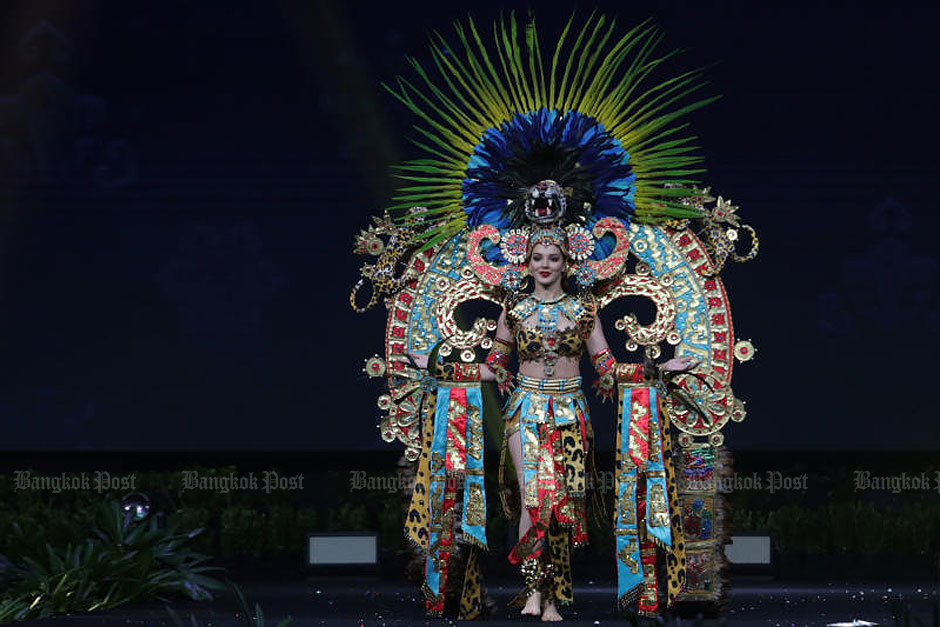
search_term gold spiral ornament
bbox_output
[434,279,502,350]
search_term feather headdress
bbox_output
[385,12,718,253]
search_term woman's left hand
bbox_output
[661,356,700,372]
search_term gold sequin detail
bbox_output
[619,485,637,526]
[649,483,669,527]
[465,482,486,527]
[618,538,640,575]
[466,403,483,461]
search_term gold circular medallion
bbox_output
[733,340,756,362]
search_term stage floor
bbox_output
[18,578,939,626]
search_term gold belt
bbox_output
[517,375,582,394]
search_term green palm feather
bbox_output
[383,12,717,248]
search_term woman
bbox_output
[353,10,731,618]
[414,226,696,621]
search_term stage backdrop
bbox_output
[0,1,937,451]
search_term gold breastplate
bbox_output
[507,293,594,364]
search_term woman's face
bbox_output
[528,243,565,290]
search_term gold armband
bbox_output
[485,338,515,394]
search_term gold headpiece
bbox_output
[528,225,568,256]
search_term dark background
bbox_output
[0,1,937,452]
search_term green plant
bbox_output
[0,594,30,623]
[326,503,367,531]
[220,507,266,558]
[0,500,225,622]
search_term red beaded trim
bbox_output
[591,348,616,376]
[486,343,512,370]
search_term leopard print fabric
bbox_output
[458,548,483,619]
[661,402,687,607]
[559,424,587,498]
[515,325,584,360]
[548,523,573,604]
[406,393,435,550]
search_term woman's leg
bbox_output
[507,429,533,543]
[509,429,564,621]
[507,429,542,616]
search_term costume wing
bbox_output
[595,189,758,447]
[593,188,758,607]
[352,223,501,461]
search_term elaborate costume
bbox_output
[503,373,591,607]
[350,13,757,618]
[500,291,596,608]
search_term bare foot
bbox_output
[541,600,562,622]
[521,591,541,616]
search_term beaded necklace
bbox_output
[534,293,564,377]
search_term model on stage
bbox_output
[351,12,757,620]
[411,217,697,620]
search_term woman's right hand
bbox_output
[409,352,429,370]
